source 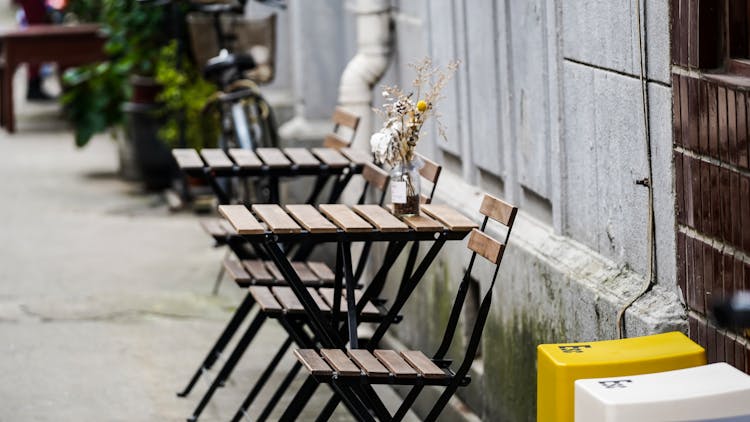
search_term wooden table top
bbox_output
[172,147,370,176]
[218,202,479,242]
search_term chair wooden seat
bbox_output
[293,348,455,385]
[247,286,382,319]
[200,218,236,241]
[223,258,336,287]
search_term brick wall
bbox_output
[672,0,750,373]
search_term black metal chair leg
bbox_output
[424,382,461,422]
[315,395,341,422]
[187,313,267,422]
[229,336,294,422]
[393,385,424,422]
[277,374,320,422]
[256,361,303,421]
[211,248,231,295]
[330,381,377,422]
[177,292,256,397]
[352,383,391,421]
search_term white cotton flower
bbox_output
[370,130,391,164]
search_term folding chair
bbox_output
[290,194,518,421]
[181,156,443,422]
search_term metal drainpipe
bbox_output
[338,0,392,150]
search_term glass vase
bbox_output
[390,159,422,217]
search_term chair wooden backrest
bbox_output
[322,108,360,149]
[417,153,442,204]
[355,154,442,207]
[356,161,390,206]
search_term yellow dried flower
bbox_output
[417,100,427,112]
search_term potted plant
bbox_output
[61,0,220,189]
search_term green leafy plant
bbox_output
[61,0,165,147]
[62,62,130,147]
[155,41,220,149]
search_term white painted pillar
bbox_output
[337,0,392,150]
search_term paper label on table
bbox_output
[391,181,407,204]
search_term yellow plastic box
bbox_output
[537,331,706,422]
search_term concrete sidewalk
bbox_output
[0,84,417,421]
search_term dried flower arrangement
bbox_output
[370,58,459,215]
[370,58,459,164]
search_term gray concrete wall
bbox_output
[281,0,683,420]
[376,0,683,420]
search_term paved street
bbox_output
[0,77,416,421]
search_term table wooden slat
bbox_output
[228,148,263,169]
[200,148,234,170]
[319,204,373,232]
[252,204,302,234]
[321,349,361,376]
[348,349,390,377]
[311,148,350,168]
[401,214,444,232]
[248,286,283,314]
[285,204,339,233]
[172,149,204,170]
[283,148,321,167]
[294,349,333,376]
[271,287,306,313]
[339,147,372,165]
[374,350,418,378]
[353,205,409,232]
[218,205,265,235]
[255,148,292,167]
[420,204,478,231]
[242,260,274,282]
[400,350,447,379]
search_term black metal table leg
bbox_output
[202,167,231,205]
[327,170,354,204]
[304,173,331,205]
[263,239,341,348]
[268,175,280,203]
[341,241,358,348]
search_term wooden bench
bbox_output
[0,24,107,133]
